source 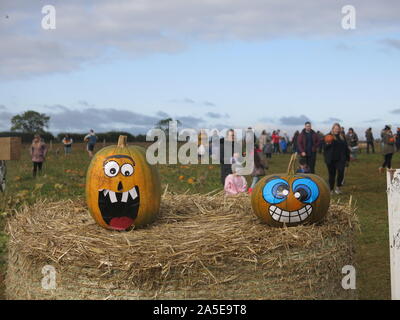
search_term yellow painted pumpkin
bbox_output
[86,135,161,230]
[251,154,330,227]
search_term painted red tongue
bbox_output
[109,217,134,231]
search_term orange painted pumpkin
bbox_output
[86,136,161,230]
[324,134,334,144]
[251,154,330,227]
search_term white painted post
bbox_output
[386,169,400,300]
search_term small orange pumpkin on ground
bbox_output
[86,135,161,231]
[251,153,330,227]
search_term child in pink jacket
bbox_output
[224,163,247,195]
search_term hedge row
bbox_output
[0,131,147,143]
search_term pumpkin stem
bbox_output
[117,135,128,148]
[287,152,298,175]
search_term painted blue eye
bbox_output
[262,179,290,204]
[292,178,319,203]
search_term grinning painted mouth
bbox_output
[269,204,312,223]
[98,186,140,230]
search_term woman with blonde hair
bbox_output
[323,123,350,194]
[30,134,48,177]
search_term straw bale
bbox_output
[5,192,358,299]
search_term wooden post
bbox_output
[0,137,21,160]
[386,169,400,300]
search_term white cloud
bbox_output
[1,0,399,78]
[0,107,13,131]
[279,114,310,125]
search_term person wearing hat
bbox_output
[379,125,395,173]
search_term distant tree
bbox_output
[11,110,50,133]
[156,118,181,134]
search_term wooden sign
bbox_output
[0,137,22,160]
[387,169,400,300]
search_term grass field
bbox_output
[0,142,394,299]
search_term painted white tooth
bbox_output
[279,216,290,223]
[103,189,109,197]
[281,210,290,217]
[274,207,282,214]
[290,215,301,223]
[129,187,138,200]
[272,213,280,221]
[300,211,309,221]
[298,207,306,214]
[270,208,278,219]
[108,191,118,203]
[121,191,129,203]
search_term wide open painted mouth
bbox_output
[98,186,140,230]
[269,204,312,223]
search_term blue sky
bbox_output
[0,0,399,136]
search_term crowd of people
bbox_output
[217,122,400,196]
[29,130,97,178]
[27,124,399,199]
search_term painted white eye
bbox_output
[104,161,120,177]
[294,192,301,199]
[282,189,289,196]
[121,163,134,177]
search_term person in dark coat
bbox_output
[297,122,320,173]
[291,131,299,153]
[317,131,324,154]
[219,129,241,186]
[345,128,359,160]
[396,127,400,152]
[324,123,350,194]
[379,125,395,173]
[365,128,375,154]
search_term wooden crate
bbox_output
[0,137,22,160]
